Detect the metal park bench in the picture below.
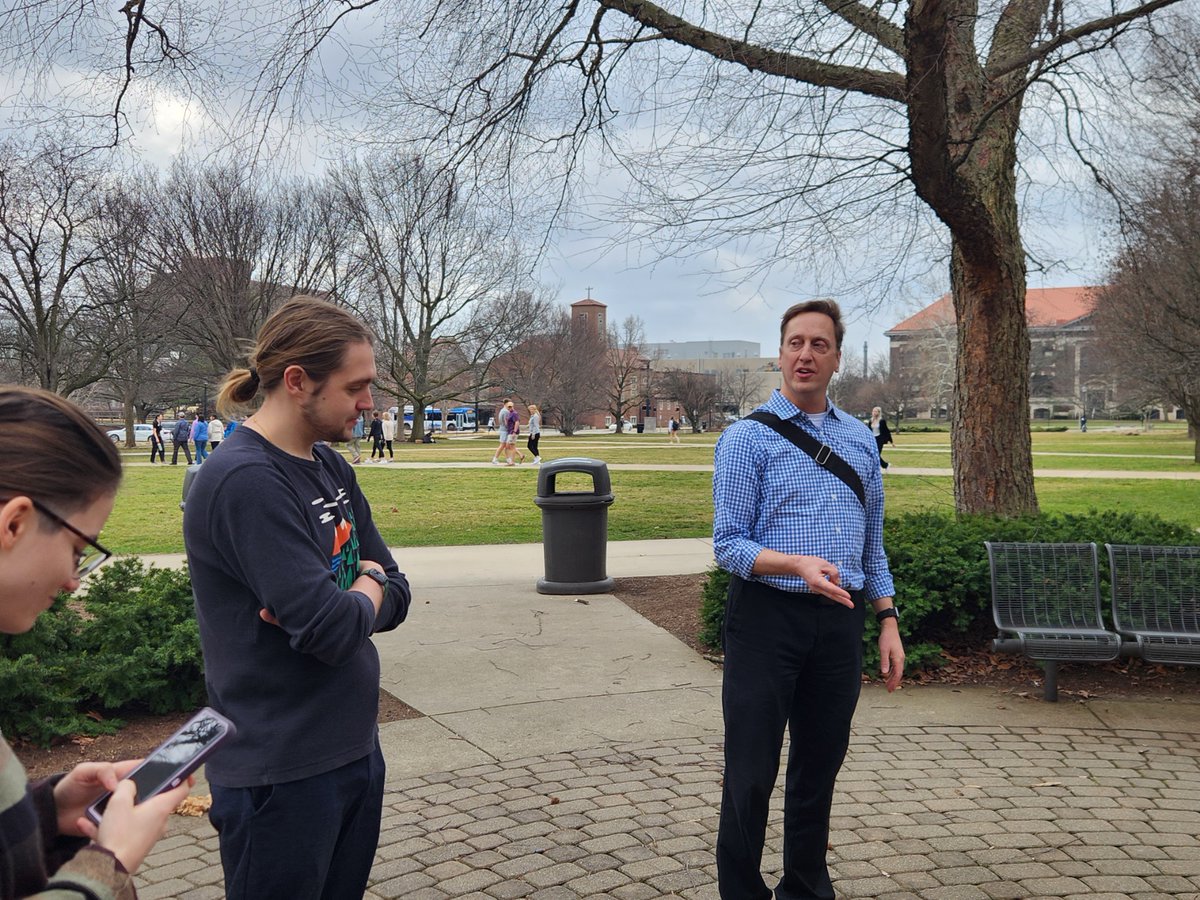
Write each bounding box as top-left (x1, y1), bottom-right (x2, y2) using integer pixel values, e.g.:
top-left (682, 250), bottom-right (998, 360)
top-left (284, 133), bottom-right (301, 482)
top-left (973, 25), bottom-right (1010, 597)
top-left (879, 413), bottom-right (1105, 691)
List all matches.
top-left (986, 541), bottom-right (1121, 701)
top-left (1106, 544), bottom-right (1200, 667)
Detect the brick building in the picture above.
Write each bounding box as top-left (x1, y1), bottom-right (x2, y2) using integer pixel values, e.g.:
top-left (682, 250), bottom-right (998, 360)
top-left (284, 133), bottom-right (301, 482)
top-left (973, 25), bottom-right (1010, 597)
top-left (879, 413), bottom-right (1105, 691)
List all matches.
top-left (886, 286), bottom-right (1136, 420)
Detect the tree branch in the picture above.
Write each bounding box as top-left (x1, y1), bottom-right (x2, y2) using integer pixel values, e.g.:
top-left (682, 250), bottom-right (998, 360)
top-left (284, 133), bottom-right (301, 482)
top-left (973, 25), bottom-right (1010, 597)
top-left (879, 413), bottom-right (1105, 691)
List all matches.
top-left (816, 0), bottom-right (906, 56)
top-left (596, 0), bottom-right (907, 102)
top-left (987, 0), bottom-right (1187, 79)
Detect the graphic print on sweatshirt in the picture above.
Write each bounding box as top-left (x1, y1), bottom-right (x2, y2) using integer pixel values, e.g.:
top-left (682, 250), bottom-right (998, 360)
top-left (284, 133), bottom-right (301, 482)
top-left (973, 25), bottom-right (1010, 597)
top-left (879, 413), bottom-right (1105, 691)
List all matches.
top-left (313, 488), bottom-right (361, 589)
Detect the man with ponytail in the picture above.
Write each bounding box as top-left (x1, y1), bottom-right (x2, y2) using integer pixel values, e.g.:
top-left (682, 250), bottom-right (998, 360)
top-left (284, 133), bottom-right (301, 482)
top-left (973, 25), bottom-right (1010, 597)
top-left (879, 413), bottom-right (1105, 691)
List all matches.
top-left (183, 297), bottom-right (412, 900)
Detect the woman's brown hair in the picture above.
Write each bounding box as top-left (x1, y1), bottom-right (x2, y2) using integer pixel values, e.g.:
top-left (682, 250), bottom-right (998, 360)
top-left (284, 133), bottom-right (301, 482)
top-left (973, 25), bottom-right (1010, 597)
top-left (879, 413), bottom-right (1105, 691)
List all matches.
top-left (217, 296), bottom-right (372, 416)
top-left (0, 386), bottom-right (122, 514)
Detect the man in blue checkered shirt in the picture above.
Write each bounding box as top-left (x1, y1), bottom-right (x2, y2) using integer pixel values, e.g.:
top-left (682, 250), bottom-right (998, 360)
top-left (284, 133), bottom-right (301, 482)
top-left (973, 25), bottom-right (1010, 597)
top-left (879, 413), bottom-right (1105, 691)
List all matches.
top-left (713, 299), bottom-right (905, 900)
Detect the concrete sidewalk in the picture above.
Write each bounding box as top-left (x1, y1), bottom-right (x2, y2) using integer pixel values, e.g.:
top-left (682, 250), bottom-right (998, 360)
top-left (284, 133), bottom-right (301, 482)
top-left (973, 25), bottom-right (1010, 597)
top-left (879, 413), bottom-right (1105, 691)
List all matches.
top-left (134, 540), bottom-right (1200, 899)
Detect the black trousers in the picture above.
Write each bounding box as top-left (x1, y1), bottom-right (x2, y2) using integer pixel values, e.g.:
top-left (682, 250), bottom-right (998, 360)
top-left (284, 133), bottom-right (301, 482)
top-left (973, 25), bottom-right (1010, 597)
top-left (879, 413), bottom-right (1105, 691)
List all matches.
top-left (171, 438), bottom-right (192, 464)
top-left (717, 576), bottom-right (865, 900)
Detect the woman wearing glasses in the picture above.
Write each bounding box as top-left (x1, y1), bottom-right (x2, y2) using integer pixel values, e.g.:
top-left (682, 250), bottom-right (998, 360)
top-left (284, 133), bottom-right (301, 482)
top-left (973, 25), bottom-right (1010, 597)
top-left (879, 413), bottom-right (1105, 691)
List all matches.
top-left (0, 386), bottom-right (192, 899)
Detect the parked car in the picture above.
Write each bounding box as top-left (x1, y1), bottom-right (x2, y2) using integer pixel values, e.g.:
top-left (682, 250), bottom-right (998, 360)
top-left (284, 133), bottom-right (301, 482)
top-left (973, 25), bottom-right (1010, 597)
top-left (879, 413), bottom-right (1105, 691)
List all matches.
top-left (608, 419), bottom-right (637, 432)
top-left (106, 423), bottom-right (155, 444)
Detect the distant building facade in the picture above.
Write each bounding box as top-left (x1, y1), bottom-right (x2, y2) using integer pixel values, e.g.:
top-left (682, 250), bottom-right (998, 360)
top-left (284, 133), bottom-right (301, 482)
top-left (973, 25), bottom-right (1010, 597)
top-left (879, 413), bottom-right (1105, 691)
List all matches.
top-left (886, 286), bottom-right (1177, 420)
top-left (645, 340), bottom-right (761, 360)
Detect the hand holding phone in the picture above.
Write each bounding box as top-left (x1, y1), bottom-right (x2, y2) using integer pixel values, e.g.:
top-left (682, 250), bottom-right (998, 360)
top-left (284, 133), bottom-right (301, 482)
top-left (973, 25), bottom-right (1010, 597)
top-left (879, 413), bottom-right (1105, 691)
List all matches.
top-left (85, 707), bottom-right (235, 826)
top-left (91, 777), bottom-right (194, 874)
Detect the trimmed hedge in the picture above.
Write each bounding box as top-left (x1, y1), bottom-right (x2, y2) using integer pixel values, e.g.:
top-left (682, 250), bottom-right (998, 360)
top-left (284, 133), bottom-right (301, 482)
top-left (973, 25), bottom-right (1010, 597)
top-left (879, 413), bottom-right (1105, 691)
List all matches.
top-left (701, 509), bottom-right (1197, 671)
top-left (0, 559), bottom-right (205, 746)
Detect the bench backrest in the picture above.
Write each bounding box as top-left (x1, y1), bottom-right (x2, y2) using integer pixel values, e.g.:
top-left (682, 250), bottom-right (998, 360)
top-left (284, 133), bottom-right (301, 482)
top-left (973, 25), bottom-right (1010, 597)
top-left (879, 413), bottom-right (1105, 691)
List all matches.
top-left (1106, 544), bottom-right (1200, 636)
top-left (986, 541), bottom-right (1106, 633)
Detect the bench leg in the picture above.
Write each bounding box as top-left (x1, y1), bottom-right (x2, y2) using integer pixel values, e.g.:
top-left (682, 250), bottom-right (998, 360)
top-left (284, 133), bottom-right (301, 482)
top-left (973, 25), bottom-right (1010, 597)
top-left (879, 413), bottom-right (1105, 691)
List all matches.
top-left (1042, 660), bottom-right (1058, 702)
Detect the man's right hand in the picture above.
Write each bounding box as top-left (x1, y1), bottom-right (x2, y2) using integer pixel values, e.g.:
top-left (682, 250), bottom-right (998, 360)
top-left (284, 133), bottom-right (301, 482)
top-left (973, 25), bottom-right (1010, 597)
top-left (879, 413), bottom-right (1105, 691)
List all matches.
top-left (793, 555), bottom-right (853, 607)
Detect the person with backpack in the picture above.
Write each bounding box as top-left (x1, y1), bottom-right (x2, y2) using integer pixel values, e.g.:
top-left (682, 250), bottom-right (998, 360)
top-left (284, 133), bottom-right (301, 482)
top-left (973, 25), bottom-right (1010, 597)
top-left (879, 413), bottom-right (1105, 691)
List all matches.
top-left (171, 415), bottom-right (193, 465)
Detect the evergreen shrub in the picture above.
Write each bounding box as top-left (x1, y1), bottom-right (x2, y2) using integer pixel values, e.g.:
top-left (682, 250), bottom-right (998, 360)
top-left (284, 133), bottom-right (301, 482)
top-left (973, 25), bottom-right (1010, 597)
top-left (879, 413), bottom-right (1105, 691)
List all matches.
top-left (700, 510), bottom-right (1196, 673)
top-left (0, 559), bottom-right (204, 746)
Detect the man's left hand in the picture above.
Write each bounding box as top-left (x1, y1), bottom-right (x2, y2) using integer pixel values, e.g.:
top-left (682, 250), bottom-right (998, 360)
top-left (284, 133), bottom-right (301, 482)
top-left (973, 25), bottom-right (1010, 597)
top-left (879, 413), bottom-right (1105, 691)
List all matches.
top-left (878, 621), bottom-right (905, 692)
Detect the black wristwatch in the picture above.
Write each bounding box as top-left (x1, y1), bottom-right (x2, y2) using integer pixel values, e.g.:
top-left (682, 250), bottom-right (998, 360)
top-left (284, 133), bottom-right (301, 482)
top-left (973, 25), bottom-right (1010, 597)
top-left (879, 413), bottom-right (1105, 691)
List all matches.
top-left (361, 568), bottom-right (389, 589)
top-left (875, 607), bottom-right (899, 624)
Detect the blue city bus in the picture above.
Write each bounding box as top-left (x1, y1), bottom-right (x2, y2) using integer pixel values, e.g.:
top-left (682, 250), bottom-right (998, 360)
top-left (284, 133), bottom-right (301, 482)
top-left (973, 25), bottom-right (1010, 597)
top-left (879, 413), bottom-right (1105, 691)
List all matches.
top-left (402, 405), bottom-right (477, 432)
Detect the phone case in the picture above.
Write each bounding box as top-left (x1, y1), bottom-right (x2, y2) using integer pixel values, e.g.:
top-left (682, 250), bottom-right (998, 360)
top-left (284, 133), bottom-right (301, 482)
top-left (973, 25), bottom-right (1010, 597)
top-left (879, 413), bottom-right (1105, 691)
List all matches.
top-left (85, 706), bottom-right (236, 825)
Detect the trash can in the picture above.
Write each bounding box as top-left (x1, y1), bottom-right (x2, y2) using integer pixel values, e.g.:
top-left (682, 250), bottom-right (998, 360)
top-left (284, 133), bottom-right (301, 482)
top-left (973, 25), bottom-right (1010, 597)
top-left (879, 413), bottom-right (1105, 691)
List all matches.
top-left (635, 422), bottom-right (645, 434)
top-left (534, 457), bottom-right (615, 594)
top-left (179, 464), bottom-right (202, 511)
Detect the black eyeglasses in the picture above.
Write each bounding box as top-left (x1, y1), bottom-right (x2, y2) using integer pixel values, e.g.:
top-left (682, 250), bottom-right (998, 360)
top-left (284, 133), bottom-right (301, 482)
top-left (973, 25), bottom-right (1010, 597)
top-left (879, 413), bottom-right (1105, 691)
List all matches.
top-left (0, 497), bottom-right (112, 578)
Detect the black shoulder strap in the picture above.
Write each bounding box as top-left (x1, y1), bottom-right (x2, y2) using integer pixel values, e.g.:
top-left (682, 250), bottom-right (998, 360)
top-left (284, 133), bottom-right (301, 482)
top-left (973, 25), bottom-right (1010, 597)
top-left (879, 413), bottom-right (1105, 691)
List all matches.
top-left (744, 410), bottom-right (865, 509)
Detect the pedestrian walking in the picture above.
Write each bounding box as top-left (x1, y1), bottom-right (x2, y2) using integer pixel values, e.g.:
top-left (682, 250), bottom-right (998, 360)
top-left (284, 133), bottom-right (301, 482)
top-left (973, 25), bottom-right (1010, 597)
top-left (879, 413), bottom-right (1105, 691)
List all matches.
top-left (381, 410), bottom-right (396, 460)
top-left (209, 414), bottom-right (224, 451)
top-left (491, 402), bottom-right (509, 465)
top-left (713, 299), bottom-right (904, 900)
top-left (368, 411), bottom-right (384, 461)
top-left (149, 413), bottom-right (166, 463)
top-left (349, 413), bottom-right (364, 464)
top-left (526, 404), bottom-right (542, 464)
top-left (171, 416), bottom-right (193, 465)
top-left (503, 399), bottom-right (525, 465)
top-left (869, 406), bottom-right (894, 469)
top-left (183, 296), bottom-right (412, 900)
top-left (191, 413), bottom-right (209, 463)
top-left (668, 412), bottom-right (681, 444)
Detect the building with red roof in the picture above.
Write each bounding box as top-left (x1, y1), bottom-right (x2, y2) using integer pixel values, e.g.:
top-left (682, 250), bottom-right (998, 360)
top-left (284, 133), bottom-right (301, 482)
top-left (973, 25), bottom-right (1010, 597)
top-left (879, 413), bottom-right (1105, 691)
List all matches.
top-left (885, 286), bottom-right (1116, 420)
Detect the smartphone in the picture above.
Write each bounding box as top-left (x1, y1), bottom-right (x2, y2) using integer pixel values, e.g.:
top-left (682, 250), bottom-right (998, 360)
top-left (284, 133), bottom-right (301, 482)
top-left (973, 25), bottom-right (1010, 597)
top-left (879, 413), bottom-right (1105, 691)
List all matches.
top-left (85, 707), bottom-right (236, 825)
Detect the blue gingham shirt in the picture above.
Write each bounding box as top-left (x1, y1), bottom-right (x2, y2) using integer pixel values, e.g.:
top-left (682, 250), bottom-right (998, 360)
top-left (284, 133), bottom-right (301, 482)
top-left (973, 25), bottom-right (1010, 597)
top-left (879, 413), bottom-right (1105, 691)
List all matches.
top-left (713, 390), bottom-right (895, 600)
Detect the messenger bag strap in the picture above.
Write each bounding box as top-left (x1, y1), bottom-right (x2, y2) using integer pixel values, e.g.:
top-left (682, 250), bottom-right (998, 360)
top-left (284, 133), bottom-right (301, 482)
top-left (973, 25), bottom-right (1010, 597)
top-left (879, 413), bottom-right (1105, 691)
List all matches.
top-left (744, 410), bottom-right (865, 509)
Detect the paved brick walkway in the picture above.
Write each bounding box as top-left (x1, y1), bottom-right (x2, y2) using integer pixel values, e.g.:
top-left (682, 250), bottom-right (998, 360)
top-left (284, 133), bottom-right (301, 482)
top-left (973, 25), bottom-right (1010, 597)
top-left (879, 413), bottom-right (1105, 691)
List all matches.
top-left (134, 719), bottom-right (1200, 899)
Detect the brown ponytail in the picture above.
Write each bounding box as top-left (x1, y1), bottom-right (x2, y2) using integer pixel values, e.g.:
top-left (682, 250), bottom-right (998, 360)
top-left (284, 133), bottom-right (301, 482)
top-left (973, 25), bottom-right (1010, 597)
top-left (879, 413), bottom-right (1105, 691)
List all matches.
top-left (0, 386), bottom-right (122, 512)
top-left (217, 296), bottom-right (372, 417)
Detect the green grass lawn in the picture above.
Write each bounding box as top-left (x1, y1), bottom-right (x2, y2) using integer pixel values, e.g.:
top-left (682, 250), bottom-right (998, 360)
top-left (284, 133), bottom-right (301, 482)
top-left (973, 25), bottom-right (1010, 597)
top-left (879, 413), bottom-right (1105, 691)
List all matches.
top-left (101, 423), bottom-right (1199, 554)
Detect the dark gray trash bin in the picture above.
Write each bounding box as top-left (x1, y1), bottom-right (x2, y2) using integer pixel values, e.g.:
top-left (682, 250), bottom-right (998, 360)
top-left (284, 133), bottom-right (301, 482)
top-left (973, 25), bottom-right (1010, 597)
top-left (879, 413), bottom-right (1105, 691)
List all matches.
top-left (534, 457), bottom-right (615, 594)
top-left (179, 464), bottom-right (202, 511)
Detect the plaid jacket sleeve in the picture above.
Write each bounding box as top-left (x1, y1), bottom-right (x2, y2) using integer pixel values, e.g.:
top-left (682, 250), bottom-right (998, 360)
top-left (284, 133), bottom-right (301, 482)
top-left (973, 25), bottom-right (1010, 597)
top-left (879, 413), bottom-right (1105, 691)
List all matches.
top-left (2, 736), bottom-right (135, 900)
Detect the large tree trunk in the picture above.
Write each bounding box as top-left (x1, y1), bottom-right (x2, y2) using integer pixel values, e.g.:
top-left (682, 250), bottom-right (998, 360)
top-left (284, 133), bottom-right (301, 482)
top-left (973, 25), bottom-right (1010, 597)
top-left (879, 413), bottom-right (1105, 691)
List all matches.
top-left (950, 236), bottom-right (1038, 514)
top-left (906, 0), bottom-right (1042, 516)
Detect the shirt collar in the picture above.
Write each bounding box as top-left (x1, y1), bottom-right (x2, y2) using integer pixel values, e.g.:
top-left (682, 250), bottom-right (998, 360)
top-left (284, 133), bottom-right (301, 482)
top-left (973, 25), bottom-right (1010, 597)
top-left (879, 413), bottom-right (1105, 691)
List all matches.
top-left (764, 388), bottom-right (844, 424)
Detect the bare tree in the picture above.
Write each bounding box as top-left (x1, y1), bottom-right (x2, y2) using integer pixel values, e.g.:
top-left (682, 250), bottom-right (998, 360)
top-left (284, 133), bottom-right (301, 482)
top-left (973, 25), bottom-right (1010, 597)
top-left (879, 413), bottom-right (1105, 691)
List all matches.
top-left (85, 172), bottom-right (181, 445)
top-left (1091, 150), bottom-right (1200, 460)
top-left (531, 310), bottom-right (606, 435)
top-left (659, 368), bottom-right (721, 434)
top-left (603, 315), bottom-right (647, 433)
top-left (151, 161), bottom-right (346, 386)
top-left (719, 368), bottom-right (766, 419)
top-left (335, 153), bottom-right (543, 440)
top-left (0, 138), bottom-right (112, 395)
top-left (266, 0), bottom-right (1189, 515)
top-left (7, 0), bottom-right (1193, 514)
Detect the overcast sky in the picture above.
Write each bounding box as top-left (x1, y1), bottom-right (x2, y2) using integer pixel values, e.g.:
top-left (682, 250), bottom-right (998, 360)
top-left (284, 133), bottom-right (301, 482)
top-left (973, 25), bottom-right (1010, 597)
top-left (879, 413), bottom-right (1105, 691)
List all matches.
top-left (0, 2), bottom-right (1117, 368)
